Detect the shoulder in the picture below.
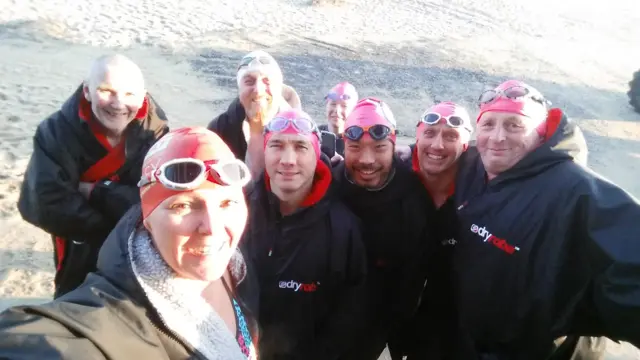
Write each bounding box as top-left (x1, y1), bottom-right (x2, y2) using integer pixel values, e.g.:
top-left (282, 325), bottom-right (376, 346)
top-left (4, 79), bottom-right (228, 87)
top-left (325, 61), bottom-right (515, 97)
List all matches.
top-left (143, 93), bottom-right (169, 134)
top-left (330, 161), bottom-right (346, 186)
top-left (0, 274), bottom-right (151, 346)
top-left (559, 162), bottom-right (638, 206)
top-left (327, 199), bottom-right (362, 237)
top-left (33, 110), bottom-right (75, 149)
top-left (208, 97), bottom-right (245, 133)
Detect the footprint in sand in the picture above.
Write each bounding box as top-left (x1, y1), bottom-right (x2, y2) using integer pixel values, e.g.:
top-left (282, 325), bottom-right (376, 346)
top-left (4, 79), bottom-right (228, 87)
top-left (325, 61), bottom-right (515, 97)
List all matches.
top-left (0, 92), bottom-right (7, 101)
top-left (6, 115), bottom-right (20, 123)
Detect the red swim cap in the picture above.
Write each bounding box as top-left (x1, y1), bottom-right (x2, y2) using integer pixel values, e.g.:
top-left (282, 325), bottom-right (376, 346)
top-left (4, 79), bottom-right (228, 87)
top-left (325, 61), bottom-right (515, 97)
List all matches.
top-left (477, 80), bottom-right (549, 136)
top-left (139, 127), bottom-right (238, 219)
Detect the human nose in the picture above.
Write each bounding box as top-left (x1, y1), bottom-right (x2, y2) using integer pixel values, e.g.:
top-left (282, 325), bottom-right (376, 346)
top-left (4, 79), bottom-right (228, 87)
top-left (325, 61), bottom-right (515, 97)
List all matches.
top-left (280, 146), bottom-right (296, 165)
top-left (359, 148), bottom-right (375, 164)
top-left (198, 205), bottom-right (225, 236)
top-left (110, 93), bottom-right (125, 108)
top-left (254, 80), bottom-right (267, 95)
top-left (432, 134), bottom-right (445, 149)
top-left (489, 124), bottom-right (507, 142)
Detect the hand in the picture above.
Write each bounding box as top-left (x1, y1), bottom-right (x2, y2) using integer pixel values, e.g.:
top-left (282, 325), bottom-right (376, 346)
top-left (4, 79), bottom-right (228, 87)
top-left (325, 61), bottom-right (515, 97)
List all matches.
top-left (240, 97), bottom-right (273, 132)
top-left (395, 145), bottom-right (412, 161)
top-left (330, 153), bottom-right (344, 166)
top-left (78, 182), bottom-right (95, 199)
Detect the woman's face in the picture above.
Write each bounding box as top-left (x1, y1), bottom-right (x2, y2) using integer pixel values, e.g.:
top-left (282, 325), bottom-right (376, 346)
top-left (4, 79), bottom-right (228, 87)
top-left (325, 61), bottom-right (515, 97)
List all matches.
top-left (143, 186), bottom-right (248, 281)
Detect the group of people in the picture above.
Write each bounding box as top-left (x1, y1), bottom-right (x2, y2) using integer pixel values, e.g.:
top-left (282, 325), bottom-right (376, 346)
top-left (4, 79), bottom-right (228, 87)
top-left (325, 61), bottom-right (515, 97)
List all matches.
top-left (0, 49), bottom-right (638, 360)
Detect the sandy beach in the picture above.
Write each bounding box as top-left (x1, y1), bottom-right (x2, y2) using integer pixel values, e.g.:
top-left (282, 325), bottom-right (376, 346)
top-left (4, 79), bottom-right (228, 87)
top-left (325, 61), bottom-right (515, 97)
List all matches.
top-left (0, 0), bottom-right (639, 357)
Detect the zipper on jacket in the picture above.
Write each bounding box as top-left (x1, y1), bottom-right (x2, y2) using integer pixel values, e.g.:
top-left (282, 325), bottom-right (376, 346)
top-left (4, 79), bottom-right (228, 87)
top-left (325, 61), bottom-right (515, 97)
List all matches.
top-left (150, 312), bottom-right (207, 360)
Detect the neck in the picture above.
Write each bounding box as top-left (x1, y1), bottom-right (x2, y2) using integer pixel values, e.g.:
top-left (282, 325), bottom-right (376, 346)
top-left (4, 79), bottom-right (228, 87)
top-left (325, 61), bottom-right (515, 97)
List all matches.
top-left (106, 133), bottom-right (124, 147)
top-left (328, 123), bottom-right (343, 136)
top-left (271, 180), bottom-right (313, 216)
top-left (91, 113), bottom-right (126, 144)
top-left (201, 271), bottom-right (232, 300)
top-left (422, 164), bottom-right (457, 196)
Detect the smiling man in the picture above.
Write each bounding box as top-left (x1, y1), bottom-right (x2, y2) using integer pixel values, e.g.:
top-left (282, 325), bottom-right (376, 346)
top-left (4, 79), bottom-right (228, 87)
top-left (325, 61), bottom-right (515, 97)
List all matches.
top-left (333, 98), bottom-right (434, 359)
top-left (207, 50), bottom-right (301, 177)
top-left (451, 80), bottom-right (640, 359)
top-left (318, 81), bottom-right (359, 156)
top-left (18, 54), bottom-right (169, 298)
top-left (242, 109), bottom-right (367, 359)
top-left (399, 101), bottom-right (474, 359)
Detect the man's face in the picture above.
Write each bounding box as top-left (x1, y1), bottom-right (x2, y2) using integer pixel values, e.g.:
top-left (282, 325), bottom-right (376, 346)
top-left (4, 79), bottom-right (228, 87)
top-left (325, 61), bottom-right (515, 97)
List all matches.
top-left (264, 133), bottom-right (317, 196)
top-left (325, 99), bottom-right (356, 134)
top-left (476, 111), bottom-right (542, 177)
top-left (345, 135), bottom-right (394, 189)
top-left (238, 72), bottom-right (280, 122)
top-left (416, 122), bottom-right (470, 176)
top-left (83, 66), bottom-right (146, 135)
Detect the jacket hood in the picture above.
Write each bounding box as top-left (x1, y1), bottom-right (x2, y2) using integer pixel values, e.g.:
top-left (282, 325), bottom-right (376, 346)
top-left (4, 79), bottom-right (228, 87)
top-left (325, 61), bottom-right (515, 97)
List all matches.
top-left (484, 108), bottom-right (588, 185)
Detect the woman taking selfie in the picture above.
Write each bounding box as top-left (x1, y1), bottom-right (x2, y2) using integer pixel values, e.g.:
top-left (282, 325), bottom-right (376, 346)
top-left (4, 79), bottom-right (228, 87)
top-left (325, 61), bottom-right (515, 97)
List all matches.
top-left (0, 127), bottom-right (258, 360)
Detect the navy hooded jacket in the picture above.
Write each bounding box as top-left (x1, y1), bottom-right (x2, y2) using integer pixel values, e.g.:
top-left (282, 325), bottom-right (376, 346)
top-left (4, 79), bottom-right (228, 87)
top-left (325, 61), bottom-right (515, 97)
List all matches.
top-left (452, 109), bottom-right (640, 359)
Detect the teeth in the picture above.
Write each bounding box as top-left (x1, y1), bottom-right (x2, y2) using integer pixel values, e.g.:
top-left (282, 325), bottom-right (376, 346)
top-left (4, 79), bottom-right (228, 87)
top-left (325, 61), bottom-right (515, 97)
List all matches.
top-left (427, 154), bottom-right (444, 160)
top-left (106, 109), bottom-right (127, 116)
top-left (186, 246), bottom-right (213, 256)
top-left (359, 170), bottom-right (375, 175)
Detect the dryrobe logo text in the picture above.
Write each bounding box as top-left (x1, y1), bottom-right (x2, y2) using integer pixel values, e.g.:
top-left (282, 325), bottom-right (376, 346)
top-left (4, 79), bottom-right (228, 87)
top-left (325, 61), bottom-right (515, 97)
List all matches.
top-left (441, 238), bottom-right (458, 246)
top-left (278, 280), bottom-right (319, 293)
top-left (470, 224), bottom-right (520, 255)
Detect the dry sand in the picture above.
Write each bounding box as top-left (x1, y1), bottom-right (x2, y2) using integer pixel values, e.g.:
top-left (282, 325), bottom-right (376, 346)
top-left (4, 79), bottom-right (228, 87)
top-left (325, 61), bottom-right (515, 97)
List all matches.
top-left (0, 0), bottom-right (639, 357)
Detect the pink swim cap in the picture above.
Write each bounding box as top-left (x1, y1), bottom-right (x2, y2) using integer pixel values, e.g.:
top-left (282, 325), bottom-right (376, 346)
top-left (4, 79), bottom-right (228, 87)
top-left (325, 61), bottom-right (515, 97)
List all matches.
top-left (477, 80), bottom-right (549, 135)
top-left (263, 109), bottom-right (321, 159)
top-left (345, 97), bottom-right (397, 143)
top-left (326, 82), bottom-right (358, 103)
top-left (417, 101), bottom-right (472, 136)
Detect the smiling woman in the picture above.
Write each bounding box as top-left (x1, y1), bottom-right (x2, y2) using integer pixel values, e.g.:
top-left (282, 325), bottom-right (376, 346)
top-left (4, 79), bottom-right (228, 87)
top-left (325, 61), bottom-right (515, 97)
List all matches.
top-left (0, 127), bottom-right (259, 359)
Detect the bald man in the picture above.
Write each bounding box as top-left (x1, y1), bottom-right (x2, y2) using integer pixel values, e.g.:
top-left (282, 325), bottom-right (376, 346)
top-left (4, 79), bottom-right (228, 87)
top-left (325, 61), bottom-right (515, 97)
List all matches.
top-left (18, 54), bottom-right (169, 298)
top-left (207, 50), bottom-right (302, 166)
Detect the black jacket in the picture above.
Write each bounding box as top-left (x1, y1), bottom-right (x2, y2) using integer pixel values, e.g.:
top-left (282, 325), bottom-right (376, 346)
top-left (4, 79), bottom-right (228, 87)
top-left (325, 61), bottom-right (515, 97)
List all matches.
top-left (17, 85), bottom-right (169, 243)
top-left (244, 158), bottom-right (368, 359)
top-left (452, 109), bottom-right (640, 359)
top-left (400, 149), bottom-right (475, 360)
top-left (207, 97), bottom-right (248, 161)
top-left (0, 205), bottom-right (259, 359)
top-left (332, 160), bottom-right (432, 330)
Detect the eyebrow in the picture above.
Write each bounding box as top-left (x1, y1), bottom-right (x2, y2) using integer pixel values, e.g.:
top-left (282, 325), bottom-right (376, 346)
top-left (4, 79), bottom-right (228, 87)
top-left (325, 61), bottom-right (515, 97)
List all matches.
top-left (269, 138), bottom-right (310, 146)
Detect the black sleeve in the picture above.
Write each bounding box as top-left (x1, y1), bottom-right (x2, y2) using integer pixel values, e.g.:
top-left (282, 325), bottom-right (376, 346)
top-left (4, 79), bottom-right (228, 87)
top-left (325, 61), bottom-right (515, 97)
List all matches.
top-left (88, 181), bottom-right (141, 222)
top-left (0, 307), bottom-right (106, 359)
top-left (207, 98), bottom-right (247, 161)
top-left (306, 218), bottom-right (368, 360)
top-left (391, 227), bottom-right (428, 328)
top-left (207, 112), bottom-right (225, 133)
top-left (17, 127), bottom-right (113, 241)
top-left (581, 177), bottom-right (640, 347)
